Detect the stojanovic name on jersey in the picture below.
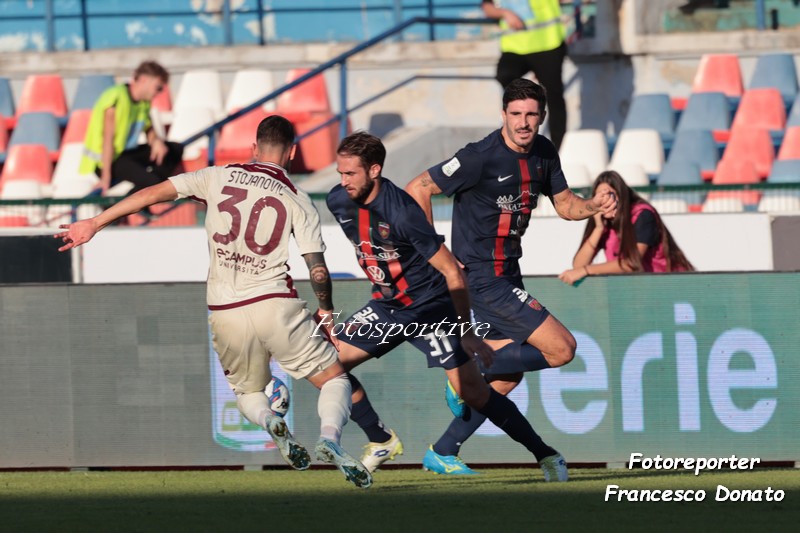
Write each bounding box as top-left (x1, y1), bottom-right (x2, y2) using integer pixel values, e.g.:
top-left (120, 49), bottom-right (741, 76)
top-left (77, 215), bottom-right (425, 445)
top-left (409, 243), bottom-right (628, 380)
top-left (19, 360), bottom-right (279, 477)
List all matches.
top-left (228, 170), bottom-right (286, 194)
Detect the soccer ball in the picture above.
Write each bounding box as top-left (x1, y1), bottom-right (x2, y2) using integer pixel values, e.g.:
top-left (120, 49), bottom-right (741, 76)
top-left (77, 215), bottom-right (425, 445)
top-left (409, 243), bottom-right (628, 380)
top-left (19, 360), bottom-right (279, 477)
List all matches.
top-left (264, 377), bottom-right (290, 417)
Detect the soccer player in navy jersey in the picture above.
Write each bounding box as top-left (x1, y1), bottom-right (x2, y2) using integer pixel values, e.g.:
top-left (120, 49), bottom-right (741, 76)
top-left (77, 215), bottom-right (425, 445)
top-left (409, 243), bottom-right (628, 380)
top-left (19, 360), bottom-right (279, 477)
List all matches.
top-left (325, 131), bottom-right (568, 480)
top-left (405, 79), bottom-right (617, 477)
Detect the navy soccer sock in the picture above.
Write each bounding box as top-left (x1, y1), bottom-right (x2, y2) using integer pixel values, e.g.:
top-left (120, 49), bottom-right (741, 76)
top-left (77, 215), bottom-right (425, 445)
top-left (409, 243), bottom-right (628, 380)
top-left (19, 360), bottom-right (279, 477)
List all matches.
top-left (433, 411), bottom-right (488, 457)
top-left (485, 343), bottom-right (551, 374)
top-left (347, 373), bottom-right (392, 443)
top-left (474, 389), bottom-right (557, 462)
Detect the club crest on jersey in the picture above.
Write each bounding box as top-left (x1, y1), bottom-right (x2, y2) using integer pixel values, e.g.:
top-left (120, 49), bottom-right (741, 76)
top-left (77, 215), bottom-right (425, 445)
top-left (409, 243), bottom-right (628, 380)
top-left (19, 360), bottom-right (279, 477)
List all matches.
top-left (528, 298), bottom-right (543, 311)
top-left (378, 221), bottom-right (391, 239)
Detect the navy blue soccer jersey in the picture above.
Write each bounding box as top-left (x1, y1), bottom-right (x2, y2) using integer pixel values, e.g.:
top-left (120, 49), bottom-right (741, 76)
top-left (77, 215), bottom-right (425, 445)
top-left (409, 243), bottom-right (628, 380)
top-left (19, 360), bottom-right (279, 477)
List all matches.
top-left (327, 177), bottom-right (448, 309)
top-left (428, 130), bottom-right (568, 278)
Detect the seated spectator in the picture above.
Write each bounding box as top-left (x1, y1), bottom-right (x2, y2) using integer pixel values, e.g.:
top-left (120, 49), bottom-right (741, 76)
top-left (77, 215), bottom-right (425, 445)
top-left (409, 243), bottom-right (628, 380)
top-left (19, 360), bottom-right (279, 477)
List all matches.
top-left (79, 60), bottom-right (183, 195)
top-left (559, 170), bottom-right (694, 285)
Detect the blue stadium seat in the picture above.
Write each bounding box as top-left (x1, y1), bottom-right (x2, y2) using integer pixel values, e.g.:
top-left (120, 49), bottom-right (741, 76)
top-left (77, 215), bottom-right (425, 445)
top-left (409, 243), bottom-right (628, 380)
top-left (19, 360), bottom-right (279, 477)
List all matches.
top-left (665, 129), bottom-right (719, 180)
top-left (0, 77), bottom-right (14, 127)
top-left (622, 93), bottom-right (676, 147)
top-left (71, 74), bottom-right (115, 112)
top-left (8, 112), bottom-right (62, 159)
top-left (676, 92), bottom-right (732, 138)
top-left (767, 160), bottom-right (800, 184)
top-left (655, 160), bottom-right (704, 206)
top-left (749, 53), bottom-right (799, 109)
top-left (788, 94), bottom-right (800, 128)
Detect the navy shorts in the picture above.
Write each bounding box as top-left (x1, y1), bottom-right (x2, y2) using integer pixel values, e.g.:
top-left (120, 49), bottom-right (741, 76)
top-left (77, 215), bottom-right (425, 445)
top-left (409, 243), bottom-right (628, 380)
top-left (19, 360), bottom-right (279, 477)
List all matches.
top-left (468, 275), bottom-right (550, 343)
top-left (336, 294), bottom-right (471, 370)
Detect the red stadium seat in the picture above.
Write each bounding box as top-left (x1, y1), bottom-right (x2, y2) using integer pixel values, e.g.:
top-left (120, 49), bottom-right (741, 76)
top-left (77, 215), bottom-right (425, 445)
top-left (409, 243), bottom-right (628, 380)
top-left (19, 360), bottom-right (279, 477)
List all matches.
top-left (16, 74), bottom-right (68, 121)
top-left (214, 107), bottom-right (274, 166)
top-left (151, 83), bottom-right (173, 113)
top-left (692, 54), bottom-right (744, 100)
top-left (61, 109), bottom-right (92, 147)
top-left (293, 115), bottom-right (349, 173)
top-left (709, 158), bottom-right (761, 205)
top-left (0, 114), bottom-right (8, 154)
top-left (0, 215), bottom-right (29, 227)
top-left (0, 144), bottom-right (54, 191)
top-left (731, 88), bottom-right (787, 134)
top-left (277, 68), bottom-right (332, 120)
top-left (777, 126), bottom-right (800, 160)
top-left (719, 128), bottom-right (774, 179)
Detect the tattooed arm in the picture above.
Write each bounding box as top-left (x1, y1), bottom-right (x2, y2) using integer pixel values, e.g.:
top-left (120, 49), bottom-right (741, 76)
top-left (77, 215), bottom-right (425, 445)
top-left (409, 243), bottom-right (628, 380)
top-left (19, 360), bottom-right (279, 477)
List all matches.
top-left (552, 188), bottom-right (618, 221)
top-left (303, 251), bottom-right (334, 312)
top-left (405, 170), bottom-right (443, 224)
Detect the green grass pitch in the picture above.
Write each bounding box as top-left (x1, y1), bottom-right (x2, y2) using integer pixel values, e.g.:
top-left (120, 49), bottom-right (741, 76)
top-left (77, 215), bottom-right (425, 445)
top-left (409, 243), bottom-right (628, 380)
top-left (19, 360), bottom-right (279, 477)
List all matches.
top-left (1, 467), bottom-right (798, 532)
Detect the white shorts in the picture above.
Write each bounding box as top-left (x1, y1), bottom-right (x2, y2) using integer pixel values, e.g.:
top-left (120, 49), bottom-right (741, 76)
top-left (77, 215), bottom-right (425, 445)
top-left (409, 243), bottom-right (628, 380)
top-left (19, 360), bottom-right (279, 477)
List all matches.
top-left (209, 297), bottom-right (338, 394)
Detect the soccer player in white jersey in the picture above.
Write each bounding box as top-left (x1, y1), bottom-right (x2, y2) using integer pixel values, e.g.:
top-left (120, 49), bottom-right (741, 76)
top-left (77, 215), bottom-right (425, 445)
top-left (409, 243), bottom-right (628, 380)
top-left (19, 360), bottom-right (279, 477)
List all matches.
top-left (56, 115), bottom-right (372, 489)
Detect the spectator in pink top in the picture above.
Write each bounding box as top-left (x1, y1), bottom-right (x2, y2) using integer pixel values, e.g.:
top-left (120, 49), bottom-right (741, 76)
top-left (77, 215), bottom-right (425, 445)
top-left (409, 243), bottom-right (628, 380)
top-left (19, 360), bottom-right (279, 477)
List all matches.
top-left (559, 170), bottom-right (694, 285)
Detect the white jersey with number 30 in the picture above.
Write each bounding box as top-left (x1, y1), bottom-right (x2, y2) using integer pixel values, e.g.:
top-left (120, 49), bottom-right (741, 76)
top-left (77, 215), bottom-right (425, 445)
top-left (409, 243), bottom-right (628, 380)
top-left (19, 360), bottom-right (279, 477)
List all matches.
top-left (169, 162), bottom-right (324, 309)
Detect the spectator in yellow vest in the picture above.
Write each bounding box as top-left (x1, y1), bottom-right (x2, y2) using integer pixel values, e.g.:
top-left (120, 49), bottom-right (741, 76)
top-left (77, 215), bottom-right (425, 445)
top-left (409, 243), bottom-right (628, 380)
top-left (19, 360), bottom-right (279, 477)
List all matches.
top-left (80, 61), bottom-right (183, 196)
top-left (482, 0), bottom-right (568, 150)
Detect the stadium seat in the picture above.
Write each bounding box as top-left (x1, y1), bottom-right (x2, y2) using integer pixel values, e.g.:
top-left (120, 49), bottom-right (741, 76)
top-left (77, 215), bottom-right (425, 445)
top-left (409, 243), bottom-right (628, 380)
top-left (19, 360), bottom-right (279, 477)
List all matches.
top-left (649, 198), bottom-right (689, 214)
top-left (605, 163), bottom-right (650, 188)
top-left (676, 92), bottom-right (732, 143)
top-left (720, 128), bottom-right (774, 179)
top-left (167, 106), bottom-right (217, 170)
top-left (559, 129), bottom-right (609, 178)
top-left (788, 94), bottom-right (800, 127)
top-left (0, 77), bottom-right (14, 128)
top-left (0, 179), bottom-right (45, 225)
top-left (0, 144), bottom-right (54, 192)
top-left (561, 163), bottom-right (593, 188)
top-left (52, 143), bottom-right (91, 188)
top-left (61, 109), bottom-right (92, 147)
top-left (16, 74), bottom-right (68, 124)
top-left (757, 194), bottom-right (800, 213)
top-left (8, 112), bottom-right (62, 161)
top-left (292, 114), bottom-right (342, 173)
top-left (609, 129), bottom-right (664, 177)
top-left (730, 88), bottom-right (786, 135)
top-left (622, 93), bottom-right (676, 146)
top-left (0, 115), bottom-right (8, 156)
top-left (709, 158), bottom-right (761, 205)
top-left (702, 197), bottom-right (745, 213)
top-left (277, 68), bottom-right (332, 119)
top-left (173, 70), bottom-right (225, 120)
top-left (71, 74), bottom-right (115, 111)
top-left (657, 160), bottom-right (703, 186)
top-left (0, 214), bottom-right (29, 227)
top-left (692, 54), bottom-right (744, 102)
top-left (214, 107), bottom-right (273, 166)
top-left (777, 126), bottom-right (800, 160)
top-left (150, 81), bottom-right (173, 128)
top-left (225, 69), bottom-right (276, 114)
top-left (665, 129), bottom-right (719, 180)
top-left (749, 53), bottom-right (799, 108)
top-left (768, 160), bottom-right (800, 184)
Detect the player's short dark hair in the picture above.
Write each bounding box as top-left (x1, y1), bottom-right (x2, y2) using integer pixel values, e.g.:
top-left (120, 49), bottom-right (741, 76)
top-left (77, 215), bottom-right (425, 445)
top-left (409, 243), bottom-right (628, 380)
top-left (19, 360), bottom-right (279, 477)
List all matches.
top-left (133, 60), bottom-right (169, 83)
top-left (337, 131), bottom-right (386, 170)
top-left (256, 115), bottom-right (296, 150)
top-left (502, 78), bottom-right (547, 111)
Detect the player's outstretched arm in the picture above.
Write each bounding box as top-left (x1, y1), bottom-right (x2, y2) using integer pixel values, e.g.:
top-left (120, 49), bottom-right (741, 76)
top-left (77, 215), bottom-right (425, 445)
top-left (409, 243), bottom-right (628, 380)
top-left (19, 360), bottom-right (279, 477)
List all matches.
top-left (55, 180), bottom-right (178, 252)
top-left (552, 188), bottom-right (617, 221)
top-left (405, 171), bottom-right (443, 224)
top-left (427, 244), bottom-right (494, 368)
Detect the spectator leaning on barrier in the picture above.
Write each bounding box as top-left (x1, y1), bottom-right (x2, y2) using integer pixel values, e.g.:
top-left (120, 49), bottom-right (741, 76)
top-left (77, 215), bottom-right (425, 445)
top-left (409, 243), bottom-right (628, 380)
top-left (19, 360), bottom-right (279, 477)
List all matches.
top-left (559, 170), bottom-right (695, 286)
top-left (79, 60), bottom-right (183, 196)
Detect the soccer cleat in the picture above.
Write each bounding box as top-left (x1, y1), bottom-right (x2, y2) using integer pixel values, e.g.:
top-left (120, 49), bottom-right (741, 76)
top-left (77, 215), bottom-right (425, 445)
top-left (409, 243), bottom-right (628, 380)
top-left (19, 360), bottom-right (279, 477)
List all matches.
top-left (422, 446), bottom-right (478, 475)
top-left (539, 453), bottom-right (568, 482)
top-left (359, 429), bottom-right (404, 473)
top-left (445, 378), bottom-right (466, 419)
top-left (266, 414), bottom-right (311, 471)
top-left (316, 438), bottom-right (373, 489)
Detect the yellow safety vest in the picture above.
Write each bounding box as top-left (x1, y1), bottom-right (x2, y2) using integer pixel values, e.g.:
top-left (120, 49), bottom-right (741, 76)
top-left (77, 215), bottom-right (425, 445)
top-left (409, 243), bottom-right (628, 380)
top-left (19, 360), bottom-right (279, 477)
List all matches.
top-left (79, 84), bottom-right (151, 174)
top-left (497, 0), bottom-right (566, 55)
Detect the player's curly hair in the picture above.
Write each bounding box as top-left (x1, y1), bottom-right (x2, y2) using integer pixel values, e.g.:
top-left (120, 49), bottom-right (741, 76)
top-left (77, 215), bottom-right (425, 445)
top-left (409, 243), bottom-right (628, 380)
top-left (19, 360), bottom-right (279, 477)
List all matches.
top-left (337, 131), bottom-right (386, 171)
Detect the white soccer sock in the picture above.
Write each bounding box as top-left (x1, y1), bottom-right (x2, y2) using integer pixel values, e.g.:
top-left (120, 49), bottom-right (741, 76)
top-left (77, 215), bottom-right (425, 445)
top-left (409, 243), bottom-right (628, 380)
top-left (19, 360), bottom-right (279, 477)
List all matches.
top-left (318, 373), bottom-right (352, 443)
top-left (237, 391), bottom-right (272, 430)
